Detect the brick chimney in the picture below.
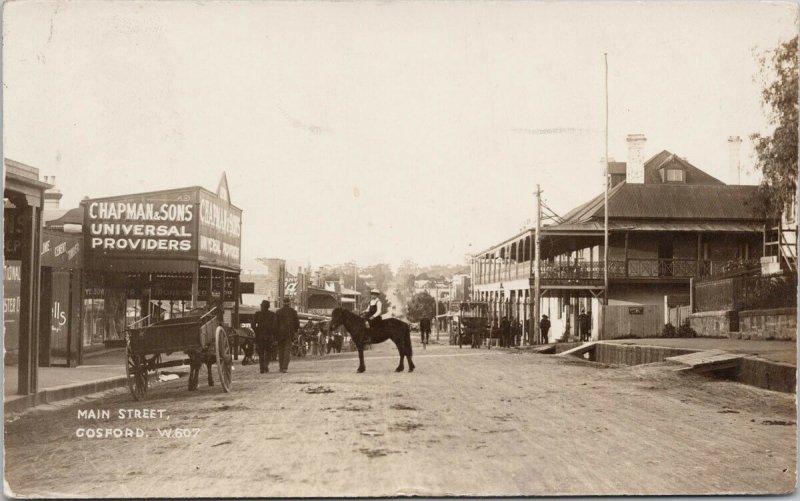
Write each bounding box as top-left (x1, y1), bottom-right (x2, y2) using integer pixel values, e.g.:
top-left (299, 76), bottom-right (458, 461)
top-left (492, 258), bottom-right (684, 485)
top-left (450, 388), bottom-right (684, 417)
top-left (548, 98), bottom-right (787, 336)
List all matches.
top-left (728, 136), bottom-right (742, 185)
top-left (626, 134), bottom-right (647, 184)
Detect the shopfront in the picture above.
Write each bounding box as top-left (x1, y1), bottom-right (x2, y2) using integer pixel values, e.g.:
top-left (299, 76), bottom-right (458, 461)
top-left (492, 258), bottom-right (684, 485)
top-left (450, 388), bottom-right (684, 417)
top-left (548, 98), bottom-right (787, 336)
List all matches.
top-left (82, 181), bottom-right (243, 349)
top-left (39, 229), bottom-right (84, 366)
top-left (4, 159), bottom-right (50, 395)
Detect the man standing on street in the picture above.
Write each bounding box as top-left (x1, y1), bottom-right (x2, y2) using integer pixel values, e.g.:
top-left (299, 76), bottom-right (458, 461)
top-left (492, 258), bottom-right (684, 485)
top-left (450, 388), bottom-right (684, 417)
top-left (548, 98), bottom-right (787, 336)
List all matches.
top-left (539, 314), bottom-right (551, 344)
top-left (578, 308), bottom-right (591, 342)
top-left (252, 300), bottom-right (277, 373)
top-left (276, 296), bottom-right (300, 373)
top-left (500, 316), bottom-right (510, 348)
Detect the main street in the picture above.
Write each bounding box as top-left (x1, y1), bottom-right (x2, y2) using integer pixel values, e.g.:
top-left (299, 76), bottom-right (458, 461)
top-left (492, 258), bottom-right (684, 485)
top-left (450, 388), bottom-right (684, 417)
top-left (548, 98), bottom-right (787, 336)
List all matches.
top-left (5, 338), bottom-right (796, 497)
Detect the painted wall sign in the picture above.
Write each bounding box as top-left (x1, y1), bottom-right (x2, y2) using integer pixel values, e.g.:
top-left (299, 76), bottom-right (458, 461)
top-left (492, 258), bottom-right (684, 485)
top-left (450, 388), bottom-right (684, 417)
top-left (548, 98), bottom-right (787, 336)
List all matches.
top-left (4, 260), bottom-right (22, 351)
top-left (4, 208), bottom-right (26, 260)
top-left (50, 271), bottom-right (71, 351)
top-left (628, 306), bottom-right (644, 315)
top-left (85, 189), bottom-right (197, 258)
top-left (197, 190), bottom-right (242, 269)
top-left (84, 186), bottom-right (242, 271)
top-left (41, 231), bottom-right (83, 268)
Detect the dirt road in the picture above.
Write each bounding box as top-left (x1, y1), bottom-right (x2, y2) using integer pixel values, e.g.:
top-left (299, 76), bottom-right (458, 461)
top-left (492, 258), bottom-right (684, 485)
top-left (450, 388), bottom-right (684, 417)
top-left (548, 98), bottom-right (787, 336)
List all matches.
top-left (4, 340), bottom-right (796, 497)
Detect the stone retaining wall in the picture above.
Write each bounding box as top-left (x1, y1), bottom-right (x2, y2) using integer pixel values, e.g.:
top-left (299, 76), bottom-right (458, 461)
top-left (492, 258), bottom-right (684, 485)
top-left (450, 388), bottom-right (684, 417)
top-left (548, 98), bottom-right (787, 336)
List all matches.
top-left (592, 344), bottom-right (696, 365)
top-left (736, 308), bottom-right (797, 341)
top-left (688, 310), bottom-right (738, 338)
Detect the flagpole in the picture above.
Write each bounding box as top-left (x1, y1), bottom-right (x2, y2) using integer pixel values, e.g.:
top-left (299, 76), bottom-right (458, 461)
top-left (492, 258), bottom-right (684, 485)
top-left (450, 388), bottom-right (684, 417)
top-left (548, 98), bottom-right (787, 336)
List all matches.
top-left (604, 53), bottom-right (609, 310)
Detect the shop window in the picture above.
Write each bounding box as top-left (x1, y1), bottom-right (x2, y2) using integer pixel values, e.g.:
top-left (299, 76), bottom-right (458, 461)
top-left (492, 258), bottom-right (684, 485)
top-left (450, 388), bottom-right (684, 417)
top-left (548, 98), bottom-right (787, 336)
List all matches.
top-left (83, 297), bottom-right (105, 347)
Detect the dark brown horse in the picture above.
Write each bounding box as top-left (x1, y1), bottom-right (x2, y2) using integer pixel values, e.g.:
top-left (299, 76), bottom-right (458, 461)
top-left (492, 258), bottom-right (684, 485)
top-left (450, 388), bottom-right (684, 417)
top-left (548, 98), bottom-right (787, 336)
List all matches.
top-left (329, 308), bottom-right (414, 373)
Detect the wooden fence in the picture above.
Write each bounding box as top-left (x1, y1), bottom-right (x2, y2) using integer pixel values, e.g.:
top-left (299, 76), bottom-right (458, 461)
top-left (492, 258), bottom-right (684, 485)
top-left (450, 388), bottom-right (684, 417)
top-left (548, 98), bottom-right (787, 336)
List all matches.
top-left (668, 305), bottom-right (692, 327)
top-left (600, 304), bottom-right (664, 339)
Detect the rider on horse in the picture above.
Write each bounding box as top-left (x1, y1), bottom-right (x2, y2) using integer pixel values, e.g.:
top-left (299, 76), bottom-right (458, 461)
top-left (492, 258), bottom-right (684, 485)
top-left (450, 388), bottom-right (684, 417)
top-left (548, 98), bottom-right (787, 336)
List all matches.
top-left (362, 289), bottom-right (383, 333)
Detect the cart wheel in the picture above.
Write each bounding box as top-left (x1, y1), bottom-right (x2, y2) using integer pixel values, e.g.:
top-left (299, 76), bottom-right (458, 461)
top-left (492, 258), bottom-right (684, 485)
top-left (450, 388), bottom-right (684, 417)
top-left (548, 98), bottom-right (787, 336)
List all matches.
top-left (215, 327), bottom-right (232, 392)
top-left (125, 343), bottom-right (147, 401)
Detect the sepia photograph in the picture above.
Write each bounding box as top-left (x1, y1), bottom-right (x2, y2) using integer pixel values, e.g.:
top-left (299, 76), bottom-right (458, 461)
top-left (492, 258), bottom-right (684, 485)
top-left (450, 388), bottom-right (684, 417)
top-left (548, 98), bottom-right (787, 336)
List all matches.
top-left (2, 0), bottom-right (798, 497)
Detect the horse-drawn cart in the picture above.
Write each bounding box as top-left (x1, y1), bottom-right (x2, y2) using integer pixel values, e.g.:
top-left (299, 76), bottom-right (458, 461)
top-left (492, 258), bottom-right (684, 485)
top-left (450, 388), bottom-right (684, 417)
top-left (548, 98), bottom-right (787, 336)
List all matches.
top-left (124, 306), bottom-right (233, 400)
top-left (456, 301), bottom-right (489, 349)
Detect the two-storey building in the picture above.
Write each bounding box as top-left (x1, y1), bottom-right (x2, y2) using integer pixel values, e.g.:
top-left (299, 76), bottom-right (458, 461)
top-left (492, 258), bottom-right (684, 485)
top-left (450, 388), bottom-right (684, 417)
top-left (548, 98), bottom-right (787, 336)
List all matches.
top-left (471, 135), bottom-right (766, 342)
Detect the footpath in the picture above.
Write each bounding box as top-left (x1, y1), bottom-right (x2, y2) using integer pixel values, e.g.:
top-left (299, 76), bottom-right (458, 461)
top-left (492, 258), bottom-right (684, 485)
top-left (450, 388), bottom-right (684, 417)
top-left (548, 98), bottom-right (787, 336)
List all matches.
top-left (3, 349), bottom-right (188, 414)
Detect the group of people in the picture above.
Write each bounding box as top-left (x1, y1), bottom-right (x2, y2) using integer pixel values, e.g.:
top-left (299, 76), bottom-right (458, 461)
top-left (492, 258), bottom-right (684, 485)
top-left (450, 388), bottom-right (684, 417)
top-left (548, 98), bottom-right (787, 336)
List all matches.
top-left (537, 308), bottom-right (592, 344)
top-left (484, 308), bottom-right (591, 346)
top-left (251, 297), bottom-right (300, 373)
top-left (490, 317), bottom-right (523, 347)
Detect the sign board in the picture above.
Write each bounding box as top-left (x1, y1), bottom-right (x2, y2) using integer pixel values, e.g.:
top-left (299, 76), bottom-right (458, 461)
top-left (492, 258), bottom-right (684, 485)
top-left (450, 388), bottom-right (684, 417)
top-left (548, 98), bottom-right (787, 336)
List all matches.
top-left (41, 231), bottom-right (83, 268)
top-left (85, 187), bottom-right (197, 260)
top-left (50, 271), bottom-right (71, 351)
top-left (4, 208), bottom-right (26, 260)
top-left (197, 190), bottom-right (242, 269)
top-left (628, 306), bottom-right (644, 315)
top-left (84, 186), bottom-right (242, 272)
top-left (240, 282), bottom-right (255, 294)
top-left (4, 260), bottom-right (22, 351)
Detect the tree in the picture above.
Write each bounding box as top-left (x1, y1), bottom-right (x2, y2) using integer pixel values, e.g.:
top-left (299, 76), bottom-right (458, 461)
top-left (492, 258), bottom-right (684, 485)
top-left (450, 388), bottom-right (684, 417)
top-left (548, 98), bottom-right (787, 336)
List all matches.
top-left (751, 36), bottom-right (798, 217)
top-left (405, 291), bottom-right (436, 323)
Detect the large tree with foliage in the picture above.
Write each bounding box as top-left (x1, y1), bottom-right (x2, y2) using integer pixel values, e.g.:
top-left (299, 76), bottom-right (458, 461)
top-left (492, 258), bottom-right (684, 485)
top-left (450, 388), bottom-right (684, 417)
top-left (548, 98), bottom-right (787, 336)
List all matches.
top-left (405, 291), bottom-right (436, 323)
top-left (751, 36), bottom-right (798, 216)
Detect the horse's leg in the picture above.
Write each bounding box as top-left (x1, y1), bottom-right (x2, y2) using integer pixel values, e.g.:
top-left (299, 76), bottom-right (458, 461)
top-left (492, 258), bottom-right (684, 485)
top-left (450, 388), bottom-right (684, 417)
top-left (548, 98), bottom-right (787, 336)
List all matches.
top-left (405, 328), bottom-right (415, 372)
top-left (357, 344), bottom-right (366, 373)
top-left (391, 334), bottom-right (405, 372)
top-left (188, 360), bottom-right (199, 391)
top-left (206, 357), bottom-right (214, 386)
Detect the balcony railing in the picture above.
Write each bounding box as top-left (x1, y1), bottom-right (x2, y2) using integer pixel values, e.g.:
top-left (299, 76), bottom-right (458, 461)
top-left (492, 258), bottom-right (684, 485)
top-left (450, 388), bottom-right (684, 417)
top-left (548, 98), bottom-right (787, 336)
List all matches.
top-left (473, 258), bottom-right (755, 285)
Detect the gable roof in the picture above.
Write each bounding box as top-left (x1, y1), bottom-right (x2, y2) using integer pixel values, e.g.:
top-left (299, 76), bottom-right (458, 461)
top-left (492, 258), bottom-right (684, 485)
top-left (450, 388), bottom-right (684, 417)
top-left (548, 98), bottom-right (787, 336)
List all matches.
top-left (644, 150), bottom-right (724, 185)
top-left (552, 148), bottom-right (757, 226)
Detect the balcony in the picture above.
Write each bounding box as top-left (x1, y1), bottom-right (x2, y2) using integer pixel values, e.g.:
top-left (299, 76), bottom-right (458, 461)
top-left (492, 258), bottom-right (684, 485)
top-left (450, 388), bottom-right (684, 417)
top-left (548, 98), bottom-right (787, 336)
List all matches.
top-left (474, 258), bottom-right (757, 286)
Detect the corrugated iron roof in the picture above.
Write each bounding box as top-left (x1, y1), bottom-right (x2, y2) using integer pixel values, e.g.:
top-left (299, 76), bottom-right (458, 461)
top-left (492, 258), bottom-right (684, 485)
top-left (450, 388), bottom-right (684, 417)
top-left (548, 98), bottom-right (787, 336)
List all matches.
top-left (600, 184), bottom-right (760, 220)
top-left (557, 184), bottom-right (761, 224)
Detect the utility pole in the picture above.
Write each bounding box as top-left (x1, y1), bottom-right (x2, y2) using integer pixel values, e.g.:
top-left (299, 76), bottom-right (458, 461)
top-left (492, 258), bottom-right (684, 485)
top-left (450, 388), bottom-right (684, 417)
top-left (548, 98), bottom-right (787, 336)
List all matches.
top-left (603, 53), bottom-right (609, 294)
top-left (353, 262), bottom-right (358, 311)
top-left (434, 285), bottom-right (440, 341)
top-left (533, 184), bottom-right (542, 345)
top-left (604, 53), bottom-right (609, 301)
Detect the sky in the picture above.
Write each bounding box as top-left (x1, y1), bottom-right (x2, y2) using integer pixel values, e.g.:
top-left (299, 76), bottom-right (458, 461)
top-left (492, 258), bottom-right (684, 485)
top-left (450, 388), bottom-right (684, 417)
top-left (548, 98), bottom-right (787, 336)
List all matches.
top-left (4, 1), bottom-right (798, 272)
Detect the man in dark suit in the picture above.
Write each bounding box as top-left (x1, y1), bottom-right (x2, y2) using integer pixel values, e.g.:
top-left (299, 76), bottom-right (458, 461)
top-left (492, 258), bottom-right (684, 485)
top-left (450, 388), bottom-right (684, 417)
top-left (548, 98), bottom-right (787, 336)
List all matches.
top-left (276, 297), bottom-right (300, 373)
top-left (500, 317), bottom-right (510, 348)
top-left (252, 300), bottom-right (277, 373)
top-left (419, 317), bottom-right (431, 345)
top-left (578, 309), bottom-right (591, 342)
top-left (539, 314), bottom-right (551, 344)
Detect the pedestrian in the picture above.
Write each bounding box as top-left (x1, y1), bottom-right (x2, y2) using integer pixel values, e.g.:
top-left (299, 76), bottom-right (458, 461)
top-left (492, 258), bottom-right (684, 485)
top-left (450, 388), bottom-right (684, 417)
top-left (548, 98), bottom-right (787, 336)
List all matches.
top-left (252, 300), bottom-right (277, 373)
top-left (419, 317), bottom-right (431, 345)
top-left (578, 308), bottom-right (591, 342)
top-left (500, 316), bottom-right (510, 348)
top-left (276, 296), bottom-right (300, 373)
top-left (539, 314), bottom-right (551, 344)
top-left (511, 318), bottom-right (521, 346)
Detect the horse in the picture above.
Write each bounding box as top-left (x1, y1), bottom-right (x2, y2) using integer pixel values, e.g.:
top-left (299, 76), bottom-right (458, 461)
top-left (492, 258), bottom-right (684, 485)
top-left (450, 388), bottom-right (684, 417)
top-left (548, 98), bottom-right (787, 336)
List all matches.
top-left (329, 307), bottom-right (414, 373)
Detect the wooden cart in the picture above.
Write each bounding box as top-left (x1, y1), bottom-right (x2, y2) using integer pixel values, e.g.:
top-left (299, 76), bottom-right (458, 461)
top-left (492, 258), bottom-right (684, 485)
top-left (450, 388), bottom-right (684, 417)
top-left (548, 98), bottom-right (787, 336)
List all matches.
top-left (457, 302), bottom-right (490, 349)
top-left (124, 307), bottom-right (232, 400)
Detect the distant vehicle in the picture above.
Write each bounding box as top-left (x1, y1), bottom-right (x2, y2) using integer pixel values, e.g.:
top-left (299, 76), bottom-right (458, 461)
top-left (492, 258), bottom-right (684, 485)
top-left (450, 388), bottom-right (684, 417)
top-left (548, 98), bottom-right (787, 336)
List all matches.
top-left (455, 301), bottom-right (489, 349)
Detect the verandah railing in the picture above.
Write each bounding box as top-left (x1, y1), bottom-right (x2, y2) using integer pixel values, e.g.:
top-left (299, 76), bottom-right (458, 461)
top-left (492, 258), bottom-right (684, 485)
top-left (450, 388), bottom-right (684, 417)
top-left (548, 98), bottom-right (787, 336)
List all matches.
top-left (475, 258), bottom-right (754, 285)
